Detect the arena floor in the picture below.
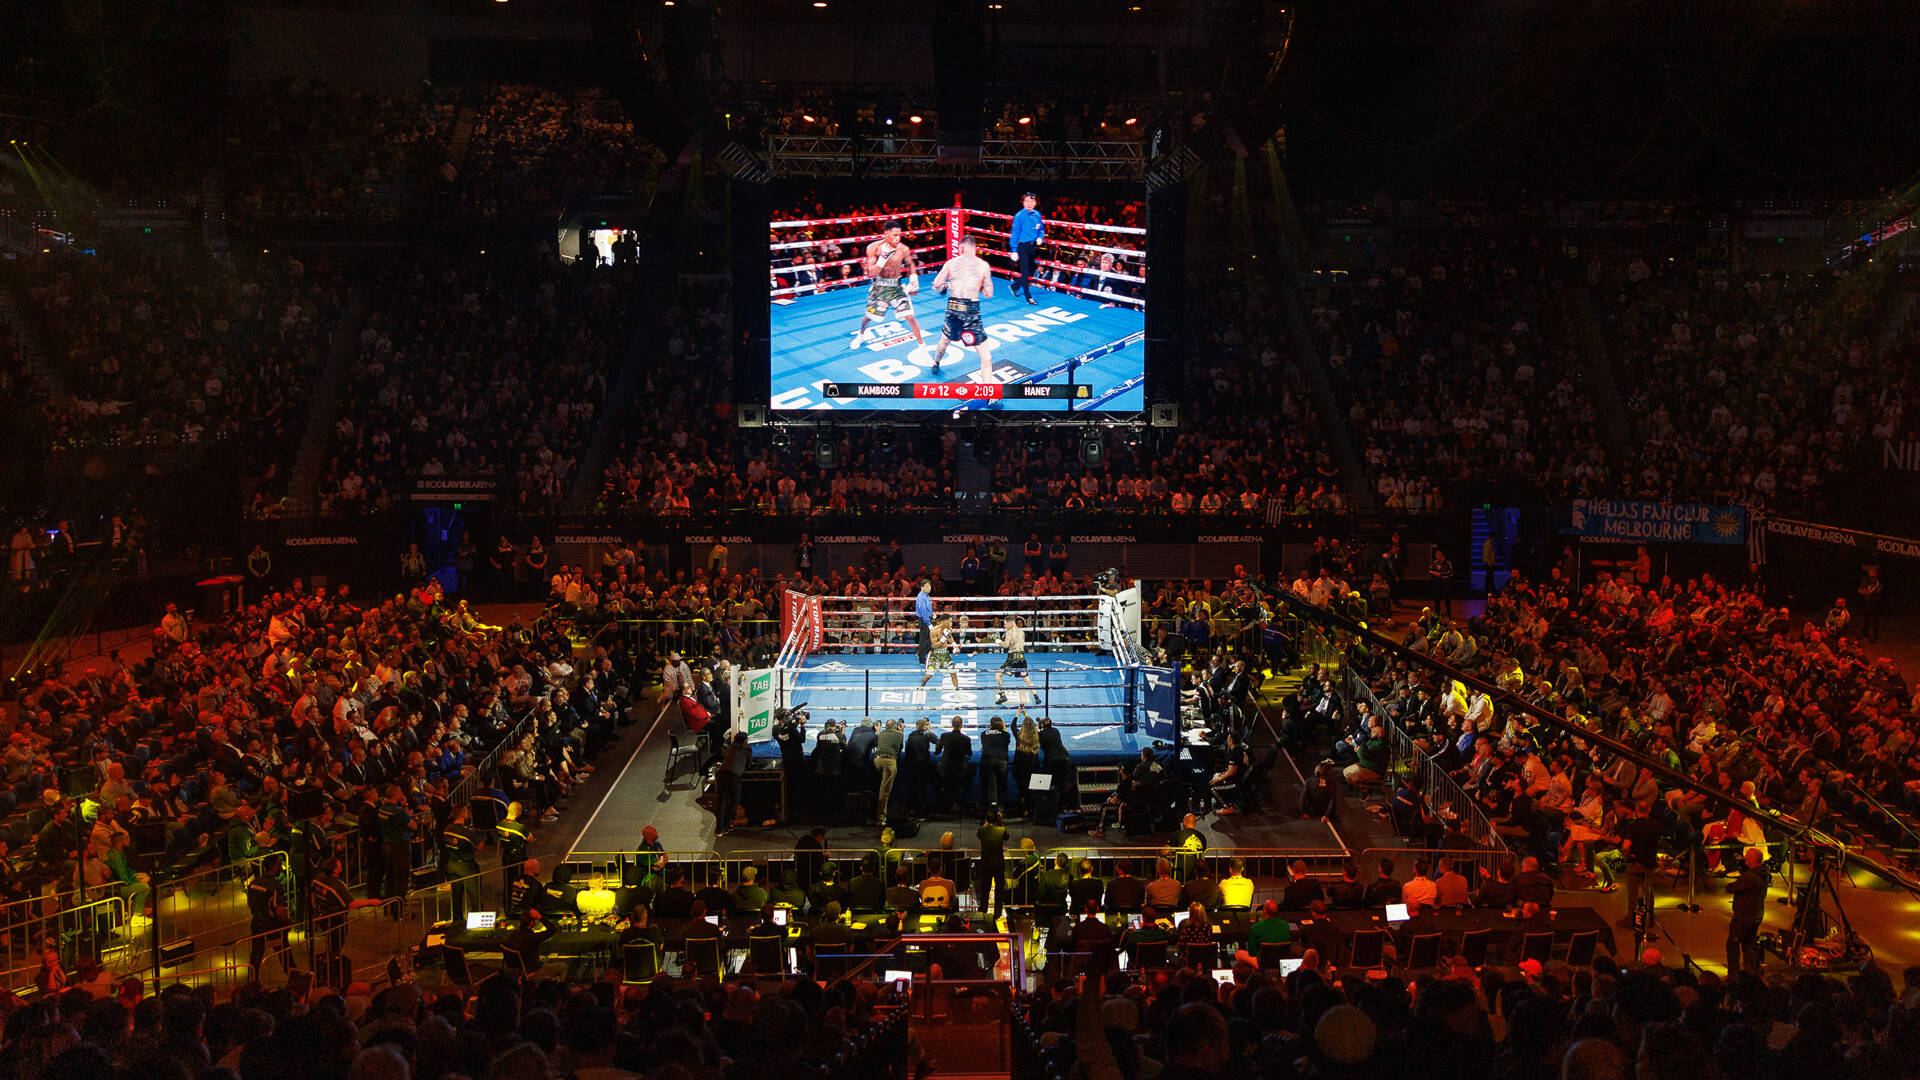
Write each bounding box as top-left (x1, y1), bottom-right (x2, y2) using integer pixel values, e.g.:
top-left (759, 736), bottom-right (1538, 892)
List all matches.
top-left (768, 281), bottom-right (1146, 413)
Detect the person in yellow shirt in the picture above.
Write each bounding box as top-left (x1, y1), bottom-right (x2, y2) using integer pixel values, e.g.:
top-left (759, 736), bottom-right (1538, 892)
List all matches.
top-left (1220, 856), bottom-right (1255, 908)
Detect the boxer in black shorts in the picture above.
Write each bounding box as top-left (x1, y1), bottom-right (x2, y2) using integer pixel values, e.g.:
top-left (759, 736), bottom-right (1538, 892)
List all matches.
top-left (930, 234), bottom-right (999, 383)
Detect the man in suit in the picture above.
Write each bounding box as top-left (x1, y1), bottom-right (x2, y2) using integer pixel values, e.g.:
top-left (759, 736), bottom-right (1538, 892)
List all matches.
top-left (845, 718), bottom-right (880, 801)
top-left (1105, 858), bottom-right (1147, 912)
top-left (935, 716), bottom-right (974, 813)
top-left (885, 866), bottom-right (920, 912)
top-left (1036, 853), bottom-right (1073, 909)
top-left (1038, 716), bottom-right (1072, 795)
top-left (904, 718), bottom-right (937, 815)
top-left (847, 857), bottom-right (887, 911)
top-left (1281, 859), bottom-right (1326, 909)
top-left (979, 716), bottom-right (1012, 807)
top-left (808, 902), bottom-right (855, 973)
top-left (975, 810), bottom-right (1008, 915)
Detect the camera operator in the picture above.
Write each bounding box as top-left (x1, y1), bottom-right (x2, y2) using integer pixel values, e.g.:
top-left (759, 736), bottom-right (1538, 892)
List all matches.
top-left (774, 707), bottom-right (810, 812)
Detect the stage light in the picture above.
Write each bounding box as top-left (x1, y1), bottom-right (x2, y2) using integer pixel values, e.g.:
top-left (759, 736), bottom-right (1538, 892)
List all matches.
top-left (885, 117), bottom-right (894, 125)
top-left (1125, 118), bottom-right (1138, 126)
top-left (908, 115), bottom-right (923, 124)
top-left (802, 114), bottom-right (817, 123)
top-left (813, 1), bottom-right (827, 6)
top-left (1017, 116), bottom-right (1032, 125)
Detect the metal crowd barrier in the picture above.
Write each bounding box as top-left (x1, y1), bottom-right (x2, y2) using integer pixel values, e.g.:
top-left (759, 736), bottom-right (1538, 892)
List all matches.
top-left (1340, 666), bottom-right (1504, 851)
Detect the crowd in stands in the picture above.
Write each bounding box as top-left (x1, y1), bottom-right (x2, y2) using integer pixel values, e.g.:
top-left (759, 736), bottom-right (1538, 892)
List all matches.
top-left (1021, 944), bottom-right (1920, 1080)
top-left (1592, 251), bottom-right (1912, 514)
top-left (457, 87), bottom-right (664, 221)
top-left (0, 952), bottom-right (909, 1080)
top-left (323, 253), bottom-right (638, 517)
top-left (1334, 547), bottom-right (1912, 921)
top-left (1310, 234), bottom-right (1599, 508)
top-left (228, 82), bottom-right (460, 223)
top-left (6, 249), bottom-right (340, 500)
top-left (0, 578), bottom-right (627, 987)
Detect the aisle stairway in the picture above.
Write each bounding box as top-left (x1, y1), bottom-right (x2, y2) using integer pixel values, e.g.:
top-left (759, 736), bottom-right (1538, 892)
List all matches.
top-left (1566, 285), bottom-right (1632, 468)
top-left (285, 287), bottom-right (372, 517)
top-left (446, 107), bottom-right (478, 170)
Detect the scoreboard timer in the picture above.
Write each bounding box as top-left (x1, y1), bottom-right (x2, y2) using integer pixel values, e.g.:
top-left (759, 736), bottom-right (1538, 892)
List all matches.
top-left (823, 382), bottom-right (1089, 401)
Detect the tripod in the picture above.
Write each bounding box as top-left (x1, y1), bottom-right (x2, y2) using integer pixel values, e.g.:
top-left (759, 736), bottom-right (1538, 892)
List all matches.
top-left (1781, 846), bottom-right (1871, 968)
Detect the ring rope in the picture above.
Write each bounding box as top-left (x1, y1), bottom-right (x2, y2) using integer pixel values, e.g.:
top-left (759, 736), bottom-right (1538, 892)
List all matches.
top-left (970, 226), bottom-right (1147, 263)
top-left (963, 209), bottom-right (1147, 237)
top-left (769, 210), bottom-right (946, 229)
top-left (769, 224), bottom-right (946, 252)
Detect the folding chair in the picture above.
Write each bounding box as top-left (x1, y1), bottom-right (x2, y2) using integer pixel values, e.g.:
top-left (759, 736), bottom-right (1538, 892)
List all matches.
top-left (1457, 928), bottom-right (1491, 967)
top-left (1404, 933), bottom-right (1443, 971)
top-left (682, 936), bottom-right (725, 978)
top-left (1561, 930), bottom-right (1599, 969)
top-left (1520, 932), bottom-right (1554, 967)
top-left (1181, 942), bottom-right (1218, 970)
top-left (1348, 929), bottom-right (1386, 970)
top-left (665, 732), bottom-right (703, 786)
top-left (1258, 941), bottom-right (1293, 970)
top-left (748, 931), bottom-right (789, 976)
top-left (1134, 940), bottom-right (1170, 970)
top-left (622, 942), bottom-right (660, 984)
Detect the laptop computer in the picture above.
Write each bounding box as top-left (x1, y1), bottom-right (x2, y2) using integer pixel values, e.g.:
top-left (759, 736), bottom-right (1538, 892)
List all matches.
top-left (466, 912), bottom-right (498, 930)
top-left (1384, 903), bottom-right (1410, 923)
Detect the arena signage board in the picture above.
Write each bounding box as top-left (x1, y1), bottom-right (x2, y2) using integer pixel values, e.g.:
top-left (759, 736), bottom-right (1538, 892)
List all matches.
top-left (409, 477), bottom-right (499, 501)
top-left (1766, 517), bottom-right (1920, 561)
top-left (734, 668), bottom-right (778, 743)
top-left (1557, 500), bottom-right (1745, 545)
top-left (1139, 666), bottom-right (1178, 741)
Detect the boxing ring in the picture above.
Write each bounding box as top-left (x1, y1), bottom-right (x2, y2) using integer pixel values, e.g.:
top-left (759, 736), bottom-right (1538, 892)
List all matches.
top-left (767, 201), bottom-right (1147, 414)
top-left (739, 591), bottom-right (1181, 798)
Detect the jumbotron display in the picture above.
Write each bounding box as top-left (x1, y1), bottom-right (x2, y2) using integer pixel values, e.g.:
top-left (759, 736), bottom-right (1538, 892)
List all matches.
top-left (766, 182), bottom-right (1147, 414)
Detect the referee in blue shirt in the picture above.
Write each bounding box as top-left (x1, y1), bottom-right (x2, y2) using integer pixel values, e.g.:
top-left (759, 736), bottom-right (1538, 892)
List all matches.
top-left (915, 580), bottom-right (935, 664)
top-left (1011, 193), bottom-right (1045, 305)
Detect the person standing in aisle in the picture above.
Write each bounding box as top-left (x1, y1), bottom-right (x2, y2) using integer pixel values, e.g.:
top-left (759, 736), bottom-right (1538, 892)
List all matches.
top-left (1429, 548), bottom-right (1455, 618)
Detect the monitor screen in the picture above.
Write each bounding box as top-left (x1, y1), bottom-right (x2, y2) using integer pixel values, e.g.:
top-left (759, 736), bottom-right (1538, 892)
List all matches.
top-left (1127, 915), bottom-right (1143, 930)
top-left (764, 180), bottom-right (1148, 416)
top-left (1384, 904), bottom-right (1410, 923)
top-left (772, 908), bottom-right (789, 927)
top-left (1278, 958), bottom-right (1304, 976)
top-left (1172, 910), bottom-right (1189, 927)
top-left (706, 914), bottom-right (722, 927)
top-left (884, 969), bottom-right (913, 984)
top-left (1211, 969), bottom-right (1236, 986)
top-left (465, 912), bottom-right (497, 930)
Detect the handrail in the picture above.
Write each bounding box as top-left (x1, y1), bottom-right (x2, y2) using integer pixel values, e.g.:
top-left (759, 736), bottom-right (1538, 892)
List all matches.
top-left (1262, 589), bottom-right (1920, 891)
top-left (1338, 664), bottom-right (1504, 851)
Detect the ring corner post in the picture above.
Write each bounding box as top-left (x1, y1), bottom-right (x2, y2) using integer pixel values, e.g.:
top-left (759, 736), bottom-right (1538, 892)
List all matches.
top-left (948, 196), bottom-right (964, 260)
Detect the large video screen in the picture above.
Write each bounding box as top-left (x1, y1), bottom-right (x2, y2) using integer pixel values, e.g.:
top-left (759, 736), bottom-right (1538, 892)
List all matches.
top-left (766, 180), bottom-right (1147, 414)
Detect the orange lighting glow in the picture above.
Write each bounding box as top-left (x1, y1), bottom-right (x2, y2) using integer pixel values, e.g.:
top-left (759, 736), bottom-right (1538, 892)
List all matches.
top-left (908, 115), bottom-right (923, 124)
top-left (1017, 116), bottom-right (1032, 125)
top-left (1125, 117), bottom-right (1138, 125)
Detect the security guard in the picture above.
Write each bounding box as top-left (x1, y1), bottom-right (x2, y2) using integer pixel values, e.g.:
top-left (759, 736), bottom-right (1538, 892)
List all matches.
top-left (288, 805), bottom-right (335, 920)
top-left (311, 857), bottom-right (354, 956)
top-left (1022, 534), bottom-right (1044, 577)
top-left (497, 802), bottom-right (531, 906)
top-left (442, 804), bottom-right (482, 919)
top-left (376, 784), bottom-right (414, 918)
top-left (246, 853), bottom-right (292, 982)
